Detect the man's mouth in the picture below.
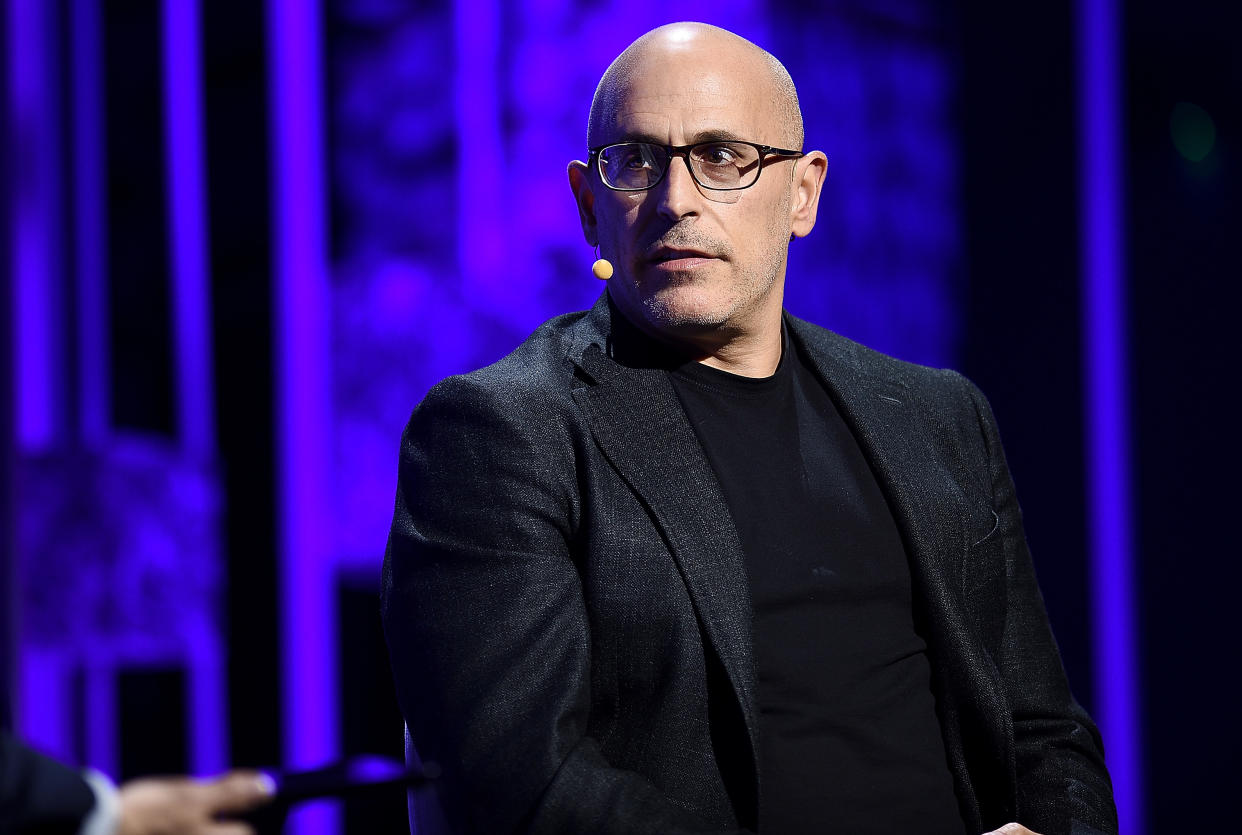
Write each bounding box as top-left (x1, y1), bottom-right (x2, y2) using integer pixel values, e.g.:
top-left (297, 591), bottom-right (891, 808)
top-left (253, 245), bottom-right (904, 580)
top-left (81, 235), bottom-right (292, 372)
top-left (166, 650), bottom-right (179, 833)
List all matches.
top-left (647, 247), bottom-right (718, 268)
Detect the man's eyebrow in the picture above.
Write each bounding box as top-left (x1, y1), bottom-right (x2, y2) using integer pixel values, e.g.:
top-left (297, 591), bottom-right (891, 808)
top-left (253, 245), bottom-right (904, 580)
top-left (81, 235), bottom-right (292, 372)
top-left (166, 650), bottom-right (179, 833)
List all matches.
top-left (688, 128), bottom-right (748, 143)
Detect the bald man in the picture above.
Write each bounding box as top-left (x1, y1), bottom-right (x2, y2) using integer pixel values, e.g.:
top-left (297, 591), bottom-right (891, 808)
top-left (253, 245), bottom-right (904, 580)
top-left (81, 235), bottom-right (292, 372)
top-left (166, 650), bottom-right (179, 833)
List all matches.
top-left (382, 22), bottom-right (1117, 835)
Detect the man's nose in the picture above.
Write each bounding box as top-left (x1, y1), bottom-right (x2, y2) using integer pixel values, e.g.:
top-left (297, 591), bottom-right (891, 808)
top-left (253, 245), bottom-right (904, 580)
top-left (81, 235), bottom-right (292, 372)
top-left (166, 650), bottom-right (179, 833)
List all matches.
top-left (653, 155), bottom-right (702, 220)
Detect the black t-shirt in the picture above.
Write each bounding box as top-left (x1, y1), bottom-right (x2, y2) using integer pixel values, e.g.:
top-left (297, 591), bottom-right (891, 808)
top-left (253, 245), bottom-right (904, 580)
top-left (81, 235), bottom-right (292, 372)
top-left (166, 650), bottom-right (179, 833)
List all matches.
top-left (669, 332), bottom-right (965, 835)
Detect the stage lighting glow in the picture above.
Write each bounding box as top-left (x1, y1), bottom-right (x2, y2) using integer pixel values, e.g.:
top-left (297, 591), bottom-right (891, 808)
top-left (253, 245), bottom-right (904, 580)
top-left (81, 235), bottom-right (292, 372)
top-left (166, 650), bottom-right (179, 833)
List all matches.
top-left (1170, 101), bottom-right (1216, 162)
top-left (1079, 0), bottom-right (1143, 830)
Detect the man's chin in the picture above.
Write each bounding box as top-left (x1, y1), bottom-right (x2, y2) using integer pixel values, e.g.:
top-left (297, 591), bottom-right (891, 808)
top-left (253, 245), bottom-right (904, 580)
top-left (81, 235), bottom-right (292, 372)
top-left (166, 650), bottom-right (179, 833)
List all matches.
top-left (639, 292), bottom-right (731, 333)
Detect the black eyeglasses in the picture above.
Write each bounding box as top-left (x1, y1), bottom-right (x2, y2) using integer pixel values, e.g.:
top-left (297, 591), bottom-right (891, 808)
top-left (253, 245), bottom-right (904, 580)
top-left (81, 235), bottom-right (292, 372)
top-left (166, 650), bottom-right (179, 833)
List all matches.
top-left (589, 140), bottom-right (804, 192)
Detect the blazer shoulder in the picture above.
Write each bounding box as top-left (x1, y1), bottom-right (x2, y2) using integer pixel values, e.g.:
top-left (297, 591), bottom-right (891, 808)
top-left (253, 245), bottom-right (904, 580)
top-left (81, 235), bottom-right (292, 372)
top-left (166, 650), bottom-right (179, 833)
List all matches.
top-left (410, 309), bottom-right (591, 436)
top-left (786, 312), bottom-right (983, 408)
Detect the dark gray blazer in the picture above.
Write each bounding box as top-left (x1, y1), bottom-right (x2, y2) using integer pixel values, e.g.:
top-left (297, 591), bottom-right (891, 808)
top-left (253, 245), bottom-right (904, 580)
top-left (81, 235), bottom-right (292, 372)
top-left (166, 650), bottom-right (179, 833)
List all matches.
top-left (0, 732), bottom-right (96, 834)
top-left (381, 293), bottom-right (1117, 835)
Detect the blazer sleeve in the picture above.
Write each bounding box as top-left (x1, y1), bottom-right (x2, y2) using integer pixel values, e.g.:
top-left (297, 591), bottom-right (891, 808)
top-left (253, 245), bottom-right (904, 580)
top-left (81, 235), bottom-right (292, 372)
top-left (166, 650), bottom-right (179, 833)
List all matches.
top-left (0, 731), bottom-right (96, 834)
top-left (959, 376), bottom-right (1119, 835)
top-left (381, 375), bottom-right (749, 834)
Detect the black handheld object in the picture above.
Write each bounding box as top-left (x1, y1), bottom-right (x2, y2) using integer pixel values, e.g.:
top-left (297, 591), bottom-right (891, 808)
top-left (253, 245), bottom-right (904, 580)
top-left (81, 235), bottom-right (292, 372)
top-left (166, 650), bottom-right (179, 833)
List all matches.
top-left (231, 755), bottom-right (439, 833)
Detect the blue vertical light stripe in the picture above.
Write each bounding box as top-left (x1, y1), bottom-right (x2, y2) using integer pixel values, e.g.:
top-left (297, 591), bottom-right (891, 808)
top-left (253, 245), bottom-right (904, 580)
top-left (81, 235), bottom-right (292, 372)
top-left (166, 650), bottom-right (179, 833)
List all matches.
top-left (10, 0), bottom-right (65, 756)
top-left (163, 0), bottom-right (227, 777)
top-left (164, 0), bottom-right (214, 459)
top-left (454, 0), bottom-right (504, 302)
top-left (1077, 0), bottom-right (1143, 830)
top-left (185, 620), bottom-right (227, 776)
top-left (10, 0), bottom-right (60, 453)
top-left (71, 0), bottom-right (108, 446)
top-left (267, 0), bottom-right (339, 832)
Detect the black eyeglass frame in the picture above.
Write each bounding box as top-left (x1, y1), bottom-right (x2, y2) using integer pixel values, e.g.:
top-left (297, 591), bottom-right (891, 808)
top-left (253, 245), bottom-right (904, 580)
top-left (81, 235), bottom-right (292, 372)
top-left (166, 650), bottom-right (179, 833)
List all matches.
top-left (588, 140), bottom-right (805, 192)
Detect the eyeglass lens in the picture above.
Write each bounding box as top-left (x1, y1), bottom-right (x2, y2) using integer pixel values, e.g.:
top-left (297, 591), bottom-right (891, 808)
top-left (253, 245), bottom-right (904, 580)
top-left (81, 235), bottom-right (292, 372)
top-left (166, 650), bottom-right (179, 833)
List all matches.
top-left (598, 142), bottom-right (763, 191)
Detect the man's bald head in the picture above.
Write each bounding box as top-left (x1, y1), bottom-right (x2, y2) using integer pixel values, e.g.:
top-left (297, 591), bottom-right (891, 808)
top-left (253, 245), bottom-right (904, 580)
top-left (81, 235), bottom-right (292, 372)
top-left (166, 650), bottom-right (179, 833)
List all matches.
top-left (587, 22), bottom-right (804, 150)
top-left (568, 22), bottom-right (828, 366)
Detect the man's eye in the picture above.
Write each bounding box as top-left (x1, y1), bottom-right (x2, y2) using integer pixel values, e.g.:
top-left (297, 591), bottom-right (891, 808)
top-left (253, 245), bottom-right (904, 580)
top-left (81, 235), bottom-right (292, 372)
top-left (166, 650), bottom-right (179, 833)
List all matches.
top-left (607, 147), bottom-right (653, 171)
top-left (697, 144), bottom-right (740, 166)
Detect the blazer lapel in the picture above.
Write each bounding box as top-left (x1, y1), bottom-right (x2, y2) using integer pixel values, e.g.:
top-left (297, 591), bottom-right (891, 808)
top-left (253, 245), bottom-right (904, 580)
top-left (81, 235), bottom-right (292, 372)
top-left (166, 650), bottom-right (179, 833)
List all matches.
top-left (566, 298), bottom-right (760, 773)
top-left (787, 316), bottom-right (1011, 824)
top-left (787, 320), bottom-right (966, 613)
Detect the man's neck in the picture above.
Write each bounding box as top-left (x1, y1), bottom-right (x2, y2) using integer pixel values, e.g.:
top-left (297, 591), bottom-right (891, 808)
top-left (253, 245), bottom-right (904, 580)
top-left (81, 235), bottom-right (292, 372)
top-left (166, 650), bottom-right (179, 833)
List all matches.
top-left (681, 299), bottom-right (786, 378)
top-left (693, 317), bottom-right (783, 377)
top-left (607, 293), bottom-right (785, 377)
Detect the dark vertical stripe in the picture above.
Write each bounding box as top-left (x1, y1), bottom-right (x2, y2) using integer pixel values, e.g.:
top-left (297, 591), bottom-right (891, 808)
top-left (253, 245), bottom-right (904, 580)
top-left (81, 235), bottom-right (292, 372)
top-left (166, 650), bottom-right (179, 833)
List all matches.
top-left (959, 1), bottom-right (1092, 711)
top-left (1128, 1), bottom-right (1241, 829)
top-left (339, 579), bottom-right (408, 832)
top-left (104, 0), bottom-right (172, 435)
top-left (202, 0), bottom-right (279, 771)
top-left (58, 0), bottom-right (81, 439)
top-left (118, 668), bottom-right (188, 779)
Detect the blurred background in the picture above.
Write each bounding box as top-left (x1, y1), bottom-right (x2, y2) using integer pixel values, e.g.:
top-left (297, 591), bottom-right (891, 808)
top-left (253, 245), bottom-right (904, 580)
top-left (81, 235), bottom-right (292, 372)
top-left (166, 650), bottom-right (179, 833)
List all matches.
top-left (1, 0), bottom-right (1237, 832)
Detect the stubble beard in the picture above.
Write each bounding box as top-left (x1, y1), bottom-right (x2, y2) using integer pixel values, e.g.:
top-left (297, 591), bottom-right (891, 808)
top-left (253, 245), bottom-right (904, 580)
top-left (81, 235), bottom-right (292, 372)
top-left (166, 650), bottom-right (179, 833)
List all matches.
top-left (644, 210), bottom-right (790, 336)
top-left (629, 232), bottom-right (786, 337)
top-left (638, 262), bottom-right (777, 336)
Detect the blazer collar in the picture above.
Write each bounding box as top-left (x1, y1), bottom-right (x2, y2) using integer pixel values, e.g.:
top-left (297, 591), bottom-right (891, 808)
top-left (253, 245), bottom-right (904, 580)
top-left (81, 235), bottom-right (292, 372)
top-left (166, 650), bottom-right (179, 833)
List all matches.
top-left (565, 293), bottom-right (761, 772)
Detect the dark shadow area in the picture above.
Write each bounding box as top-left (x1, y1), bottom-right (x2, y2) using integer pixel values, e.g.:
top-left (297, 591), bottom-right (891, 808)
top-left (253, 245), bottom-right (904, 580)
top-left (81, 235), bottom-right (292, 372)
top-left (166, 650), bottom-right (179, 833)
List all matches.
top-left (339, 576), bottom-right (408, 832)
top-left (1128, 0), bottom-right (1242, 829)
top-left (959, 0), bottom-right (1091, 712)
top-left (203, 0), bottom-right (281, 772)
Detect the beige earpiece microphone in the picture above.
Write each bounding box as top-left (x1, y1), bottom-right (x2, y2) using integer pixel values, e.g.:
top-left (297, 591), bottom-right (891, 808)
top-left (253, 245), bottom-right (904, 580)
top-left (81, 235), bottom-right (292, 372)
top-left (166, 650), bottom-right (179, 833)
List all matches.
top-left (592, 258), bottom-right (614, 280)
top-left (591, 247), bottom-right (613, 280)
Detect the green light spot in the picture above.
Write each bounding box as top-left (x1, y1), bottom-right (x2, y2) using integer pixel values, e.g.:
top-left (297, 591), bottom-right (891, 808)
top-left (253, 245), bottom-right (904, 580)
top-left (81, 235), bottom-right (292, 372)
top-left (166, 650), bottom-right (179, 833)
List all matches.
top-left (1170, 101), bottom-right (1216, 162)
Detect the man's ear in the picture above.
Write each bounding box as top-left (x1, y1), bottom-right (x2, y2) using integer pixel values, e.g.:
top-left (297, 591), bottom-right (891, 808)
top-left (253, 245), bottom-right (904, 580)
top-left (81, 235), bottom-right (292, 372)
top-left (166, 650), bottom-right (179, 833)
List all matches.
top-left (789, 151), bottom-right (828, 239)
top-left (568, 160), bottom-right (599, 247)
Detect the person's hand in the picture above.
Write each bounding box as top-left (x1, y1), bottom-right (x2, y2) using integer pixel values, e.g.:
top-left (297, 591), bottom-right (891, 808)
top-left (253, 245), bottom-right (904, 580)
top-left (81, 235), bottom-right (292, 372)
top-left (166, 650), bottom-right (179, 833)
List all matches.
top-left (982, 825), bottom-right (1043, 835)
top-left (115, 770), bottom-right (274, 835)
